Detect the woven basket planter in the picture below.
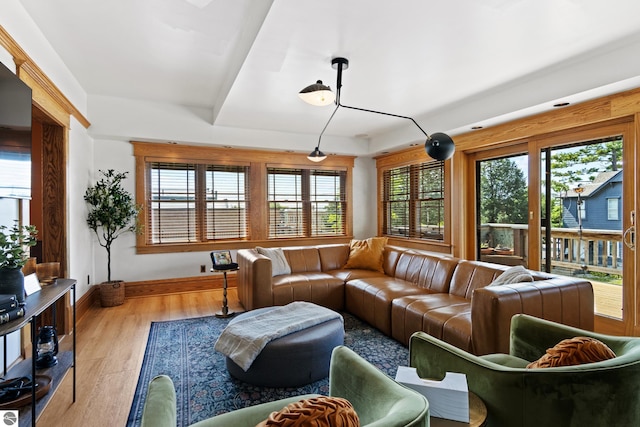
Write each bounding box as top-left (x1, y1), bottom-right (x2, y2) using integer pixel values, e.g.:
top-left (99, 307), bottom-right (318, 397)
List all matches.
top-left (99, 280), bottom-right (125, 307)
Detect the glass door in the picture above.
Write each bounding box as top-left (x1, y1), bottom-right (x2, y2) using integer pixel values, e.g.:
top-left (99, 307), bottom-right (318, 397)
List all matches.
top-left (541, 137), bottom-right (624, 320)
top-left (476, 154), bottom-right (529, 267)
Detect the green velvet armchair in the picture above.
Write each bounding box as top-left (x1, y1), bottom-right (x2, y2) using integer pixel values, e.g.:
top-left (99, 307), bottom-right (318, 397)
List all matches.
top-left (409, 314), bottom-right (640, 427)
top-left (142, 345), bottom-right (429, 427)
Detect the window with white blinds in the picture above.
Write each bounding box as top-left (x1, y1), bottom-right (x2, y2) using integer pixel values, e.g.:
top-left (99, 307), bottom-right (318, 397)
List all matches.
top-left (382, 161), bottom-right (444, 240)
top-left (148, 162), bottom-right (249, 244)
top-left (268, 168), bottom-right (346, 238)
top-left (310, 169), bottom-right (346, 236)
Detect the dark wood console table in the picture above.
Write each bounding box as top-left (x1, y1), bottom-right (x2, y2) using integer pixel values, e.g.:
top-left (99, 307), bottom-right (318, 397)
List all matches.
top-left (0, 278), bottom-right (76, 426)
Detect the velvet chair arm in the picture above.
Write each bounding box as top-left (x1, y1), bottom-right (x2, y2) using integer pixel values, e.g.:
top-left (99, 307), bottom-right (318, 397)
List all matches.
top-left (141, 375), bottom-right (177, 427)
top-left (411, 318), bottom-right (640, 427)
top-left (330, 346), bottom-right (429, 427)
top-left (190, 394), bottom-right (320, 427)
top-left (509, 313), bottom-right (633, 360)
top-left (410, 331), bottom-right (526, 427)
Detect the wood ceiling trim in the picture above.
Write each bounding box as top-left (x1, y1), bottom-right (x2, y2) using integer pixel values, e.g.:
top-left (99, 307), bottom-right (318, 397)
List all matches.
top-left (0, 25), bottom-right (90, 128)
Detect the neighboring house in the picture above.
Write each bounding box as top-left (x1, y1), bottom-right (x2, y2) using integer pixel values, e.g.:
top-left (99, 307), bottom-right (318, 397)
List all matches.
top-left (562, 170), bottom-right (623, 269)
top-left (562, 170), bottom-right (623, 231)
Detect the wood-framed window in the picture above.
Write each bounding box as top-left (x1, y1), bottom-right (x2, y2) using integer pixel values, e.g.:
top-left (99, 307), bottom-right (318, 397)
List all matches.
top-left (381, 161), bottom-right (445, 240)
top-left (147, 162), bottom-right (249, 244)
top-left (267, 167), bottom-right (347, 238)
top-left (133, 142), bottom-right (354, 253)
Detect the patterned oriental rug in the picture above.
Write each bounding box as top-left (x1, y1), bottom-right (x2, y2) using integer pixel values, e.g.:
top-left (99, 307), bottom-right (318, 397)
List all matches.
top-left (126, 312), bottom-right (409, 427)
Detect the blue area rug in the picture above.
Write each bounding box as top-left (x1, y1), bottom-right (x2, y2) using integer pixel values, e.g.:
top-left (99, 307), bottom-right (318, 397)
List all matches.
top-left (126, 312), bottom-right (409, 427)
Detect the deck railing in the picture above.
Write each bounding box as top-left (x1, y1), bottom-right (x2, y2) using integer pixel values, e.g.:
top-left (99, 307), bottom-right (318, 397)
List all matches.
top-left (479, 223), bottom-right (622, 275)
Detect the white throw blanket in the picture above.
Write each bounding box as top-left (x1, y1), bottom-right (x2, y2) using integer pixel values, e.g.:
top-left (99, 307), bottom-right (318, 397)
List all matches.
top-left (214, 301), bottom-right (343, 371)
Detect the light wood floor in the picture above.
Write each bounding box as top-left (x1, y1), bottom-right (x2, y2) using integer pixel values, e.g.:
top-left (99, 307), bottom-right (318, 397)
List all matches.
top-left (35, 288), bottom-right (243, 427)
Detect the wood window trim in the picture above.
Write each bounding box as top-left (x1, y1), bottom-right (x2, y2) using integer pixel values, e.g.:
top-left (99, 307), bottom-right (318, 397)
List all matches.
top-left (376, 147), bottom-right (452, 250)
top-left (133, 141), bottom-right (355, 253)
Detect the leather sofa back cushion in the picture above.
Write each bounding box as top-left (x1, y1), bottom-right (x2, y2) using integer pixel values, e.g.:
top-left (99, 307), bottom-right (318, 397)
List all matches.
top-left (284, 247), bottom-right (322, 273)
top-left (527, 336), bottom-right (616, 368)
top-left (449, 260), bottom-right (505, 298)
top-left (393, 252), bottom-right (458, 293)
top-left (318, 244), bottom-right (350, 271)
top-left (256, 396), bottom-right (360, 427)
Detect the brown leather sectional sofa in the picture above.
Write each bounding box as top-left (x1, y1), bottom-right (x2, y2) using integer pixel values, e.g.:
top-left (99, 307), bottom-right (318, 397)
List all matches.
top-left (237, 243), bottom-right (594, 355)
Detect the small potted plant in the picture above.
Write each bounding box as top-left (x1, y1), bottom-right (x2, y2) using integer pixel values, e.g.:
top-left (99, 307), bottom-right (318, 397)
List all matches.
top-left (0, 222), bottom-right (38, 305)
top-left (85, 169), bottom-right (142, 307)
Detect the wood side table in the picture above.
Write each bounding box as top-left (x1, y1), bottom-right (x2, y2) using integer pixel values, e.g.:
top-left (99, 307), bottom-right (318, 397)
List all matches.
top-left (430, 392), bottom-right (487, 427)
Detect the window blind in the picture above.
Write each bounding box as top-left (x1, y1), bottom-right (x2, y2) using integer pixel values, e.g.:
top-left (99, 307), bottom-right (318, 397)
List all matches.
top-left (147, 162), bottom-right (249, 244)
top-left (267, 168), bottom-right (304, 237)
top-left (148, 162), bottom-right (197, 244)
top-left (205, 165), bottom-right (249, 240)
top-left (383, 161), bottom-right (444, 240)
top-left (310, 170), bottom-right (346, 236)
top-left (267, 167), bottom-right (347, 238)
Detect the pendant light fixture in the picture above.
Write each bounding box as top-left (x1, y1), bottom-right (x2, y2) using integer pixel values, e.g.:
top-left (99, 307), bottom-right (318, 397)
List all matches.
top-left (298, 80), bottom-right (335, 106)
top-left (300, 57), bottom-right (454, 162)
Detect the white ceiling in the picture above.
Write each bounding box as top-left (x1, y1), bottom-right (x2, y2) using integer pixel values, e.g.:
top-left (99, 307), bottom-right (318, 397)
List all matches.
top-left (18, 0), bottom-right (640, 150)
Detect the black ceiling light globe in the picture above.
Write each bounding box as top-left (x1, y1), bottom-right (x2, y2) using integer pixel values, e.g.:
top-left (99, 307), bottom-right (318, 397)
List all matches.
top-left (425, 132), bottom-right (455, 161)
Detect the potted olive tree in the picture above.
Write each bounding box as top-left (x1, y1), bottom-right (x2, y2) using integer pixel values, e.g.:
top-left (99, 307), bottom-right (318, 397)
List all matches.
top-left (0, 222), bottom-right (37, 305)
top-left (85, 169), bottom-right (142, 307)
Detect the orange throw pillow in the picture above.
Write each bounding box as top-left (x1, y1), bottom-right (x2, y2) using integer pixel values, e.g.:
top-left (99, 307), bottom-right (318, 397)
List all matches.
top-left (343, 237), bottom-right (387, 273)
top-left (526, 336), bottom-right (616, 368)
top-left (255, 396), bottom-right (360, 427)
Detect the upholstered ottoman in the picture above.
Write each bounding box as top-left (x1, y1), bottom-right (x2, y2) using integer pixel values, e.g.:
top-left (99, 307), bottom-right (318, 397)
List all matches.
top-left (225, 306), bottom-right (344, 387)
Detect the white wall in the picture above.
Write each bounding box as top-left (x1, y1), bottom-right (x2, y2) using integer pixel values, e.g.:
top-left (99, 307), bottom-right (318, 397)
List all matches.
top-left (67, 117), bottom-right (94, 297)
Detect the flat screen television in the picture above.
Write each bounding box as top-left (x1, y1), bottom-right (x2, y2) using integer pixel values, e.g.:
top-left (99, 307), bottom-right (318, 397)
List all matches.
top-left (0, 61), bottom-right (32, 199)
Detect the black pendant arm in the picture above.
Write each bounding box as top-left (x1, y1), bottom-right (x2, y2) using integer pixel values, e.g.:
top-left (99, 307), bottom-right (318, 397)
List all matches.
top-left (316, 103), bottom-right (341, 149)
top-left (338, 102), bottom-right (430, 139)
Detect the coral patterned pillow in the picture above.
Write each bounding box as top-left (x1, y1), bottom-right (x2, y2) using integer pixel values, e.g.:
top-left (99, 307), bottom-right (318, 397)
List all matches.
top-left (255, 396), bottom-right (360, 427)
top-left (526, 336), bottom-right (616, 368)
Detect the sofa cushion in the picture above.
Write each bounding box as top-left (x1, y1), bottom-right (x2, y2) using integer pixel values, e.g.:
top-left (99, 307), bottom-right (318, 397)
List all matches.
top-left (284, 247), bottom-right (322, 273)
top-left (391, 293), bottom-right (470, 345)
top-left (318, 244), bottom-right (350, 271)
top-left (393, 251), bottom-right (459, 293)
top-left (481, 353), bottom-right (531, 368)
top-left (449, 260), bottom-right (506, 298)
top-left (256, 247), bottom-right (292, 276)
top-left (329, 268), bottom-right (387, 283)
top-left (343, 237), bottom-right (387, 272)
top-left (256, 396), bottom-right (360, 427)
top-left (345, 277), bottom-right (431, 335)
top-left (272, 273), bottom-right (345, 311)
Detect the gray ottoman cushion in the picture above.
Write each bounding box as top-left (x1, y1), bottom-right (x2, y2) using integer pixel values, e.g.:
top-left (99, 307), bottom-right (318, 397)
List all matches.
top-left (226, 306), bottom-right (344, 387)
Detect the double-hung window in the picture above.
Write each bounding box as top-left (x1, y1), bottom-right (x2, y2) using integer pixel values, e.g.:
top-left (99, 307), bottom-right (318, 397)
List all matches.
top-left (382, 161), bottom-right (445, 240)
top-left (147, 161), bottom-right (249, 244)
top-left (134, 142), bottom-right (354, 252)
top-left (267, 167), bottom-right (346, 238)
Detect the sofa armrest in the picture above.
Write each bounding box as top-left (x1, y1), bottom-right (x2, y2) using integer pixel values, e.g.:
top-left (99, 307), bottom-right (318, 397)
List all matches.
top-left (237, 249), bottom-right (273, 310)
top-left (470, 278), bottom-right (594, 355)
top-left (141, 375), bottom-right (176, 427)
